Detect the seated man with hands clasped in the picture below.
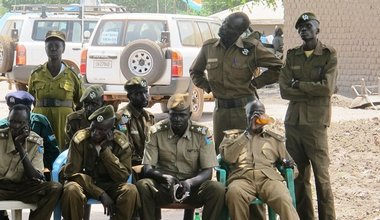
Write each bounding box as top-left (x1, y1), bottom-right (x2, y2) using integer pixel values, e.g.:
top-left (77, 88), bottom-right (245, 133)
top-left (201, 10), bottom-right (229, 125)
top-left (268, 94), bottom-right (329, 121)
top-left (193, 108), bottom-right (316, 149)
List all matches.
top-left (136, 93), bottom-right (225, 220)
top-left (220, 99), bottom-right (299, 220)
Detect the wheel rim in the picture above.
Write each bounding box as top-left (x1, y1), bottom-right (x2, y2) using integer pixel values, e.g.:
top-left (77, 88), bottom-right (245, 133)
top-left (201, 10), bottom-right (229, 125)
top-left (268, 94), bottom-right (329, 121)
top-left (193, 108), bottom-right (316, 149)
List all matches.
top-left (128, 49), bottom-right (154, 76)
top-left (192, 89), bottom-right (200, 113)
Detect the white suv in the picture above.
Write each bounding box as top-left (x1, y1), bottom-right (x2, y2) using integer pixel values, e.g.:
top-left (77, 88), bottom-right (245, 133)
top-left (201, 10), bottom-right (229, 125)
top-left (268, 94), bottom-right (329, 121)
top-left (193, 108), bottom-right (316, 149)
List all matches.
top-left (0, 4), bottom-right (126, 89)
top-left (81, 13), bottom-right (221, 120)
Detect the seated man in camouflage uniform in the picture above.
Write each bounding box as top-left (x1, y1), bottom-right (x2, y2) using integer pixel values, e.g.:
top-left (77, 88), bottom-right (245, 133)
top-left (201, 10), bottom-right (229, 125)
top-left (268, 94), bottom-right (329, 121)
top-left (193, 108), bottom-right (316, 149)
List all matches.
top-left (116, 76), bottom-right (155, 181)
top-left (62, 105), bottom-right (138, 220)
top-left (0, 104), bottom-right (62, 220)
top-left (136, 93), bottom-right (225, 220)
top-left (64, 85), bottom-right (105, 150)
top-left (220, 100), bottom-right (299, 220)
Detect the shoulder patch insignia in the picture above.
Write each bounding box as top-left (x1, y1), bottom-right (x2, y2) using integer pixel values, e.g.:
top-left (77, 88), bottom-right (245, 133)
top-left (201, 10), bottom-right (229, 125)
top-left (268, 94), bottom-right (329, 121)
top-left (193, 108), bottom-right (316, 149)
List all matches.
top-left (37, 145), bottom-right (44, 154)
top-left (264, 130), bottom-right (285, 142)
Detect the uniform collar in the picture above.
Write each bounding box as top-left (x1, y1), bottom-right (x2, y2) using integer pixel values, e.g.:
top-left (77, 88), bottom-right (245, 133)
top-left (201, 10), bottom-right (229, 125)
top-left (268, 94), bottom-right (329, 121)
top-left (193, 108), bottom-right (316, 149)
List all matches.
top-left (127, 103), bottom-right (142, 118)
top-left (168, 121), bottom-right (192, 140)
top-left (295, 40), bottom-right (323, 56)
top-left (214, 37), bottom-right (245, 49)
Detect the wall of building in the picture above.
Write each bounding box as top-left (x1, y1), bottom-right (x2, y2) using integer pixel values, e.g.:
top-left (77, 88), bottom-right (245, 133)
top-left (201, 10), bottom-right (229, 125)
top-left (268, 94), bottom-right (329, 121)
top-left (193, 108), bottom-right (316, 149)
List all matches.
top-left (283, 0), bottom-right (380, 97)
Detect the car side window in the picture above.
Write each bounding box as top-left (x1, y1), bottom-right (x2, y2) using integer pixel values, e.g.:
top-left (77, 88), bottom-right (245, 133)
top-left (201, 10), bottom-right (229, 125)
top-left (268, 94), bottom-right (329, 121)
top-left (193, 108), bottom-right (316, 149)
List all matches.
top-left (196, 21), bottom-right (212, 42)
top-left (125, 20), bottom-right (165, 45)
top-left (177, 20), bottom-right (196, 46)
top-left (33, 20), bottom-right (68, 41)
top-left (209, 22), bottom-right (221, 38)
top-left (94, 20), bottom-right (124, 46)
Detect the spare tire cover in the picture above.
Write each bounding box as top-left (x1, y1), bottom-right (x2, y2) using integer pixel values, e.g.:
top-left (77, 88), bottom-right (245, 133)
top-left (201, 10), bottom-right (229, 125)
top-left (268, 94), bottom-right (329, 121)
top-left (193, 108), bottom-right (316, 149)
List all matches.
top-left (120, 39), bottom-right (166, 84)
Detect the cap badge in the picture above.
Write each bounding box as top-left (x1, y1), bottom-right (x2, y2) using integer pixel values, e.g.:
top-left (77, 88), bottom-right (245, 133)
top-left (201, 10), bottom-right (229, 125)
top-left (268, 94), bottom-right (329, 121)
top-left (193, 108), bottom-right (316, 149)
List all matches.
top-left (89, 91), bottom-right (96, 99)
top-left (9, 97), bottom-right (15, 104)
top-left (141, 80), bottom-right (147, 87)
top-left (97, 115), bottom-right (104, 122)
top-left (302, 14), bottom-right (309, 20)
top-left (241, 48), bottom-right (250, 56)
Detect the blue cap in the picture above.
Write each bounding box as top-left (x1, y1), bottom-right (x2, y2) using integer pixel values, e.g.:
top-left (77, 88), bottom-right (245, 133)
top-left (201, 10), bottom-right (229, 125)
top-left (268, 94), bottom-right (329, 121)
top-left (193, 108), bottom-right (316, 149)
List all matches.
top-left (5, 91), bottom-right (35, 108)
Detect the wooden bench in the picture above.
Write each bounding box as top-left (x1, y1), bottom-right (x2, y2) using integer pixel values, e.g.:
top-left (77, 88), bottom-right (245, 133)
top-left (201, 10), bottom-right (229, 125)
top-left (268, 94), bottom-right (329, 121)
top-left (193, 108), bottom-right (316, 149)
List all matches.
top-left (0, 201), bottom-right (37, 220)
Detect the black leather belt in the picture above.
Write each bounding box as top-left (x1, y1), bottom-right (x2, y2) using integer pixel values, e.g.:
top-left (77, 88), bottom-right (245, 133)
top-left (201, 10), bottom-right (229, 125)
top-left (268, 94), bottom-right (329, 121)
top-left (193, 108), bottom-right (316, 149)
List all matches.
top-left (36, 98), bottom-right (72, 107)
top-left (216, 96), bottom-right (255, 109)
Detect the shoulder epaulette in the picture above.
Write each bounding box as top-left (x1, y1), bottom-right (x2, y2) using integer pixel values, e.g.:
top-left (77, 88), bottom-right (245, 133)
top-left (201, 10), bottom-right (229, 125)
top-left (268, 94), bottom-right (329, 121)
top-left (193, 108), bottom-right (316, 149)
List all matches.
top-left (73, 129), bottom-right (90, 144)
top-left (242, 38), bottom-right (259, 49)
top-left (150, 120), bottom-right (170, 134)
top-left (0, 128), bottom-right (9, 139)
top-left (264, 130), bottom-right (285, 142)
top-left (322, 44), bottom-right (336, 54)
top-left (189, 123), bottom-right (208, 135)
top-left (31, 65), bottom-right (44, 74)
top-left (202, 38), bottom-right (218, 46)
top-left (113, 130), bottom-right (129, 149)
top-left (287, 46), bottom-right (300, 54)
top-left (66, 109), bottom-right (85, 122)
top-left (27, 131), bottom-right (43, 145)
top-left (223, 129), bottom-right (244, 139)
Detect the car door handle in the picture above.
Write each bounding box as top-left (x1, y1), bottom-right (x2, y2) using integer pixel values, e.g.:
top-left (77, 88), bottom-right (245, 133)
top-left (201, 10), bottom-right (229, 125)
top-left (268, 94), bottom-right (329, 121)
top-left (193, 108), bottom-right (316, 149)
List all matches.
top-left (72, 48), bottom-right (81, 50)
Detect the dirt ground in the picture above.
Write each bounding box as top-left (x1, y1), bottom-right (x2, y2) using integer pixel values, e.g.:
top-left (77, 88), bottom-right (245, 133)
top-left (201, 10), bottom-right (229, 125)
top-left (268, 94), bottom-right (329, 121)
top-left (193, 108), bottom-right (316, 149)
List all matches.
top-left (264, 94), bottom-right (380, 220)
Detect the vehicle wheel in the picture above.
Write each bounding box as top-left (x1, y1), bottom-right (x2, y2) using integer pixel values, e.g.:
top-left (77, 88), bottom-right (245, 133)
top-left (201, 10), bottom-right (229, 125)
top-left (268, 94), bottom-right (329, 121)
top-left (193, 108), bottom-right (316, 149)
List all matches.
top-left (0, 36), bottom-right (15, 73)
top-left (190, 85), bottom-right (204, 121)
top-left (15, 82), bottom-right (27, 91)
top-left (120, 39), bottom-right (166, 84)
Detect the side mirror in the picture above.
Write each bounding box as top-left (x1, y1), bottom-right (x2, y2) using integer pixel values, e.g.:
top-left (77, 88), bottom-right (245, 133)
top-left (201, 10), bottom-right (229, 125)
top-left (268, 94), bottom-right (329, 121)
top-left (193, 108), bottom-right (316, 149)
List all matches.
top-left (83, 30), bottom-right (91, 40)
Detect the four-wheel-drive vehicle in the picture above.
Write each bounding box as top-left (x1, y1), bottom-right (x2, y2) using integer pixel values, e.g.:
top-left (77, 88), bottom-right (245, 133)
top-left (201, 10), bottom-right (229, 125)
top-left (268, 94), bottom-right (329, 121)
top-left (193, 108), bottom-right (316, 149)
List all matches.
top-left (0, 4), bottom-right (126, 90)
top-left (81, 13), bottom-right (221, 120)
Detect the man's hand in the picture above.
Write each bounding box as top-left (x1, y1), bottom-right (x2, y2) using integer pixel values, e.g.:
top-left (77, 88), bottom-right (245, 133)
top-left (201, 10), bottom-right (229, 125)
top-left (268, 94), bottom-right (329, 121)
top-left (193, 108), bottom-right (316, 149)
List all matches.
top-left (177, 180), bottom-right (192, 196)
top-left (282, 159), bottom-right (295, 168)
top-left (99, 192), bottom-right (115, 216)
top-left (161, 174), bottom-right (179, 189)
top-left (14, 128), bottom-right (29, 152)
top-left (291, 79), bottom-right (300, 89)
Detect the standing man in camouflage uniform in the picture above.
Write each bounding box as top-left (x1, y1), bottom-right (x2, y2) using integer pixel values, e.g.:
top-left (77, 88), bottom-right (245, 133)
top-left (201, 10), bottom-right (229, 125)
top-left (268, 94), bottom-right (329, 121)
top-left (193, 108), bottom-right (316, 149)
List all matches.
top-left (136, 93), bottom-right (225, 220)
top-left (220, 100), bottom-right (299, 220)
top-left (62, 105), bottom-right (138, 220)
top-left (116, 76), bottom-right (155, 181)
top-left (190, 12), bottom-right (283, 153)
top-left (65, 85), bottom-right (104, 150)
top-left (279, 12), bottom-right (337, 220)
top-left (0, 91), bottom-right (60, 173)
top-left (0, 104), bottom-right (62, 220)
top-left (28, 30), bottom-right (83, 150)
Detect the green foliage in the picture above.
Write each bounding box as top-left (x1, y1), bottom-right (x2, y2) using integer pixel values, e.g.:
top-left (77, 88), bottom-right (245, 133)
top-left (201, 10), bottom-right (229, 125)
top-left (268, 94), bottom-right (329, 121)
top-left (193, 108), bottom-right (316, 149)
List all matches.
top-left (1, 0), bottom-right (278, 15)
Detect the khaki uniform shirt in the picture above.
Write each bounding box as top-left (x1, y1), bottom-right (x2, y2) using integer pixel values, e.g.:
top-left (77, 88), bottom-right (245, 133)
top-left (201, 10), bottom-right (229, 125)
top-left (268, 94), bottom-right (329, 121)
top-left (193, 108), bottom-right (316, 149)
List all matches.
top-left (116, 103), bottom-right (155, 164)
top-left (220, 129), bottom-right (296, 184)
top-left (0, 129), bottom-right (44, 183)
top-left (28, 62), bottom-right (83, 150)
top-left (279, 40), bottom-right (338, 126)
top-left (143, 119), bottom-right (217, 180)
top-left (190, 37), bottom-right (282, 99)
top-left (64, 109), bottom-right (90, 150)
top-left (64, 129), bottom-right (131, 199)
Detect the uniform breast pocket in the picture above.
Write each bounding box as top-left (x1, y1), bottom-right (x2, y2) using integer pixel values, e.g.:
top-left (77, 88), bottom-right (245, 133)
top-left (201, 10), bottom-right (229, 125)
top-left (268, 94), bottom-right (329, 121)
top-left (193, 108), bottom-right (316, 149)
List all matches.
top-left (261, 143), bottom-right (277, 163)
top-left (59, 81), bottom-right (74, 99)
top-left (159, 151), bottom-right (175, 163)
top-left (310, 65), bottom-right (324, 82)
top-left (206, 61), bottom-right (219, 81)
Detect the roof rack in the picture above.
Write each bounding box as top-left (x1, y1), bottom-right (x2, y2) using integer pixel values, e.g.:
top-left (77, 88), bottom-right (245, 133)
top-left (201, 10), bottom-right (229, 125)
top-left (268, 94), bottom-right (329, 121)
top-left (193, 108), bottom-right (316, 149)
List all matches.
top-left (11, 4), bottom-right (127, 16)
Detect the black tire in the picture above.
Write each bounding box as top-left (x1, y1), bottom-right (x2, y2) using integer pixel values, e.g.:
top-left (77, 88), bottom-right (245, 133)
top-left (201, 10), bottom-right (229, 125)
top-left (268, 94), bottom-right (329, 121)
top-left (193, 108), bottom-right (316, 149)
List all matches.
top-left (120, 39), bottom-right (166, 84)
top-left (0, 36), bottom-right (15, 73)
top-left (190, 85), bottom-right (204, 121)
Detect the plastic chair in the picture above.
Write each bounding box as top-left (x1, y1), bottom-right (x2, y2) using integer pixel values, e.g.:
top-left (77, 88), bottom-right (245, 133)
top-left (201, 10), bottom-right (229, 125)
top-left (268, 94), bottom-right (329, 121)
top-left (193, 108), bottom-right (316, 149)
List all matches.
top-left (51, 149), bottom-right (131, 220)
top-left (215, 155), bottom-right (296, 220)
